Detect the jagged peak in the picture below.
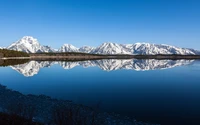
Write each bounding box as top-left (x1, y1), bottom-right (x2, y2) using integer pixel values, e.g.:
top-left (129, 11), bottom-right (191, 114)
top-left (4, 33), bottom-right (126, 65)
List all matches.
top-left (58, 44), bottom-right (79, 52)
top-left (134, 42), bottom-right (155, 46)
top-left (98, 42), bottom-right (122, 49)
top-left (19, 36), bottom-right (39, 44)
top-left (7, 36), bottom-right (40, 49)
top-left (101, 42), bottom-right (119, 45)
top-left (80, 45), bottom-right (94, 48)
top-left (79, 46), bottom-right (95, 50)
top-left (21, 36), bottom-right (35, 39)
top-left (4, 36), bottom-right (200, 55)
top-left (63, 44), bottom-right (74, 46)
top-left (134, 42), bottom-right (177, 47)
top-left (61, 44), bottom-right (78, 48)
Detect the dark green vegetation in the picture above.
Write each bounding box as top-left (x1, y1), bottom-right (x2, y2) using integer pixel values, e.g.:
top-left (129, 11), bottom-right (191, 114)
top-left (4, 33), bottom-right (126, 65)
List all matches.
top-left (30, 52), bottom-right (200, 60)
top-left (133, 54), bottom-right (200, 60)
top-left (1, 48), bottom-right (200, 60)
top-left (0, 49), bottom-right (29, 57)
top-left (0, 112), bottom-right (42, 125)
top-left (30, 52), bottom-right (132, 59)
top-left (0, 59), bottom-right (29, 66)
top-left (30, 52), bottom-right (106, 56)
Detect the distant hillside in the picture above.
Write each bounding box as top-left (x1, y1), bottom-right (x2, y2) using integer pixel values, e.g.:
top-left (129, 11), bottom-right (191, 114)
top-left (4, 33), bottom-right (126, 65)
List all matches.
top-left (0, 49), bottom-right (29, 57)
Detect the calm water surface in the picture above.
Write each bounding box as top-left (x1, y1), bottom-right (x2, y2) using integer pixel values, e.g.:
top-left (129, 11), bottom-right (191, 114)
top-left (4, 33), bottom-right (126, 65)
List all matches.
top-left (0, 59), bottom-right (200, 125)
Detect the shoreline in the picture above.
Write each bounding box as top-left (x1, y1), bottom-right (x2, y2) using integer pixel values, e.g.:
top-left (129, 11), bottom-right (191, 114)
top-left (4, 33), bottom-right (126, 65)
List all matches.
top-left (0, 84), bottom-right (159, 125)
top-left (1, 55), bottom-right (200, 60)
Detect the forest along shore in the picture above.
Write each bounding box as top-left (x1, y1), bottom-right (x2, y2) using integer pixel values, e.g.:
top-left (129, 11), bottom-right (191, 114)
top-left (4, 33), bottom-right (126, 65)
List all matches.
top-left (1, 48), bottom-right (200, 60)
top-left (2, 54), bottom-right (200, 60)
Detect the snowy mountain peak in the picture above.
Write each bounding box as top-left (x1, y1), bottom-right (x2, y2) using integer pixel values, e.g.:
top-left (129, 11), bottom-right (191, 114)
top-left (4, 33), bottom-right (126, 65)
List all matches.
top-left (131, 43), bottom-right (197, 55)
top-left (101, 42), bottom-right (120, 47)
top-left (12, 36), bottom-right (39, 46)
top-left (58, 44), bottom-right (79, 52)
top-left (20, 36), bottom-right (39, 44)
top-left (91, 42), bottom-right (130, 54)
top-left (63, 44), bottom-right (77, 48)
top-left (79, 46), bottom-right (95, 53)
top-left (4, 36), bottom-right (200, 55)
top-left (7, 36), bottom-right (41, 53)
top-left (7, 36), bottom-right (55, 53)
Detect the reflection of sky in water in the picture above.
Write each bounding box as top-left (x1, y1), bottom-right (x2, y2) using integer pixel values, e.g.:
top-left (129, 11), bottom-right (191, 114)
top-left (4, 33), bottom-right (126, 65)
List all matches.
top-left (0, 60), bottom-right (200, 125)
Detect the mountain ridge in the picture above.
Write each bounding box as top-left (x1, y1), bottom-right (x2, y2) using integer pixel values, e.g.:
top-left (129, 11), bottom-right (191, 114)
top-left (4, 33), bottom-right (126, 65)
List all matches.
top-left (2, 36), bottom-right (200, 55)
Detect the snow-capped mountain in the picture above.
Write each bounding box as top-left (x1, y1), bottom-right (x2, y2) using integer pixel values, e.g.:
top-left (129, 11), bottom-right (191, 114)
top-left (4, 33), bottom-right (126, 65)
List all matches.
top-left (7, 36), bottom-right (55, 53)
top-left (79, 46), bottom-right (95, 53)
top-left (130, 43), bottom-right (198, 55)
top-left (89, 42), bottom-right (200, 55)
top-left (40, 46), bottom-right (56, 53)
top-left (11, 59), bottom-right (194, 77)
top-left (58, 44), bottom-right (79, 52)
top-left (5, 36), bottom-right (200, 55)
top-left (91, 43), bottom-right (130, 54)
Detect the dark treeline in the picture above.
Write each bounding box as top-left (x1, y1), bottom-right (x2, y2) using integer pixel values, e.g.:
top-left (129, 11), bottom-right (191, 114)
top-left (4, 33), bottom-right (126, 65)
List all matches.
top-left (0, 59), bottom-right (29, 66)
top-left (30, 52), bottom-right (200, 60)
top-left (1, 48), bottom-right (200, 60)
top-left (30, 52), bottom-right (107, 56)
top-left (0, 49), bottom-right (29, 57)
top-left (133, 54), bottom-right (200, 59)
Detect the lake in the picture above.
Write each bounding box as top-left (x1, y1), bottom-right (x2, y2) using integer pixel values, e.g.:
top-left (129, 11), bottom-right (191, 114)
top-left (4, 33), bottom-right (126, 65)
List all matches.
top-left (0, 59), bottom-right (200, 125)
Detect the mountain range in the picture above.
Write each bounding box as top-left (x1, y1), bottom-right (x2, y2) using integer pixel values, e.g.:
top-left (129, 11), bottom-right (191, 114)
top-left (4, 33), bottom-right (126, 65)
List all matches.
top-left (1, 36), bottom-right (199, 55)
top-left (11, 59), bottom-right (194, 77)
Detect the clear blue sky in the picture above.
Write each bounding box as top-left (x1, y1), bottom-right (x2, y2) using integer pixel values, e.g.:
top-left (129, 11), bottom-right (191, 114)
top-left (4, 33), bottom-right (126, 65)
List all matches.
top-left (0, 0), bottom-right (200, 49)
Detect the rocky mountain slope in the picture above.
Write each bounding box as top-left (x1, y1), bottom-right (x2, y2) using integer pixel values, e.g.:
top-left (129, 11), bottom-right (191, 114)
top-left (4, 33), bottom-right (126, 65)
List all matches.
top-left (4, 36), bottom-right (200, 55)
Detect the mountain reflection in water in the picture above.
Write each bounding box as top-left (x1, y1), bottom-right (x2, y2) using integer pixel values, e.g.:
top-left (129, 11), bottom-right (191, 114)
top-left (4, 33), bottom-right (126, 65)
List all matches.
top-left (1, 59), bottom-right (200, 125)
top-left (9, 59), bottom-right (194, 77)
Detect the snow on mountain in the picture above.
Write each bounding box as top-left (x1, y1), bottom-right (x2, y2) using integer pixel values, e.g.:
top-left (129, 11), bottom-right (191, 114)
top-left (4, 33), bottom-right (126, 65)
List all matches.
top-left (58, 44), bottom-right (79, 52)
top-left (40, 46), bottom-right (56, 53)
top-left (79, 46), bottom-right (95, 53)
top-left (90, 42), bottom-right (199, 55)
top-left (91, 43), bottom-right (131, 54)
top-left (6, 36), bottom-right (200, 55)
top-left (130, 43), bottom-right (197, 55)
top-left (7, 36), bottom-right (55, 53)
top-left (10, 59), bottom-right (194, 76)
